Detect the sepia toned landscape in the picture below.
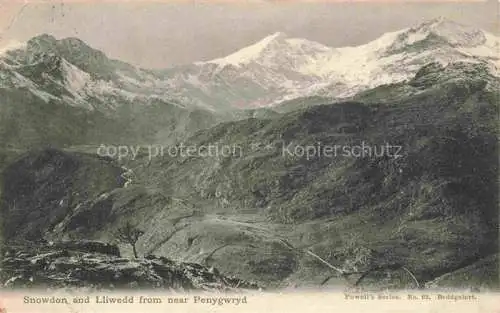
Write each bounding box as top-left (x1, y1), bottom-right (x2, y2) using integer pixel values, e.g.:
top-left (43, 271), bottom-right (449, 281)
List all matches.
top-left (0, 1), bottom-right (498, 294)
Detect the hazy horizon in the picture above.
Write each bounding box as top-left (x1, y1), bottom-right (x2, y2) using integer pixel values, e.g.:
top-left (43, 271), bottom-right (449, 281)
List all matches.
top-left (0, 1), bottom-right (498, 69)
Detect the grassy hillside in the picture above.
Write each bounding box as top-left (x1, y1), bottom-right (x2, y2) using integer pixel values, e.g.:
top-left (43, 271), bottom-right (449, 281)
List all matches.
top-left (1, 62), bottom-right (498, 290)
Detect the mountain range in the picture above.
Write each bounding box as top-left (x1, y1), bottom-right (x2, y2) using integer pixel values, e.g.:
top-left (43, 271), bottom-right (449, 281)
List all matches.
top-left (1, 17), bottom-right (498, 113)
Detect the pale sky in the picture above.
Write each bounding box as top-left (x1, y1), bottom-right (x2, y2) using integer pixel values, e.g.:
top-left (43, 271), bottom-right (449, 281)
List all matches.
top-left (0, 1), bottom-right (498, 69)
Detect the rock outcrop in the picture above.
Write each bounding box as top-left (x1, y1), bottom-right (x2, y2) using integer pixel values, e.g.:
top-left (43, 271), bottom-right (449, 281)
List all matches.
top-left (0, 240), bottom-right (259, 291)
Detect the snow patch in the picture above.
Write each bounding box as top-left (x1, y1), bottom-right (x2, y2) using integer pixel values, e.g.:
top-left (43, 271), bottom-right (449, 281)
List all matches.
top-left (61, 59), bottom-right (91, 95)
top-left (459, 31), bottom-right (500, 66)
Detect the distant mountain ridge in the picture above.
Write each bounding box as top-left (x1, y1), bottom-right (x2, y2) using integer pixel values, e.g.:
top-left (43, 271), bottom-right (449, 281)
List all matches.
top-left (157, 17), bottom-right (500, 109)
top-left (0, 34), bottom-right (220, 149)
top-left (1, 17), bottom-right (498, 112)
top-left (0, 34), bottom-right (183, 112)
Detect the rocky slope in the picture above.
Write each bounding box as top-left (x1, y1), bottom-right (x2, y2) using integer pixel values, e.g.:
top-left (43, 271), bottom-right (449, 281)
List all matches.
top-left (1, 240), bottom-right (259, 291)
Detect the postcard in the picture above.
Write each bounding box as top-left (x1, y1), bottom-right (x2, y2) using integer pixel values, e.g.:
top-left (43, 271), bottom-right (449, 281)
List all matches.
top-left (0, 0), bottom-right (498, 312)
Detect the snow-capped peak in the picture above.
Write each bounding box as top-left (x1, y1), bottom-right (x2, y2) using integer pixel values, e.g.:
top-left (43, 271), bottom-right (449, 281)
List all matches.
top-left (207, 32), bottom-right (289, 68)
top-left (205, 31), bottom-right (332, 69)
top-left (262, 31), bottom-right (288, 43)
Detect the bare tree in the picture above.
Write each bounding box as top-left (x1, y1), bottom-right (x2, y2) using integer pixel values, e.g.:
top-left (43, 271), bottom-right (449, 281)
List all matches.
top-left (115, 221), bottom-right (144, 258)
